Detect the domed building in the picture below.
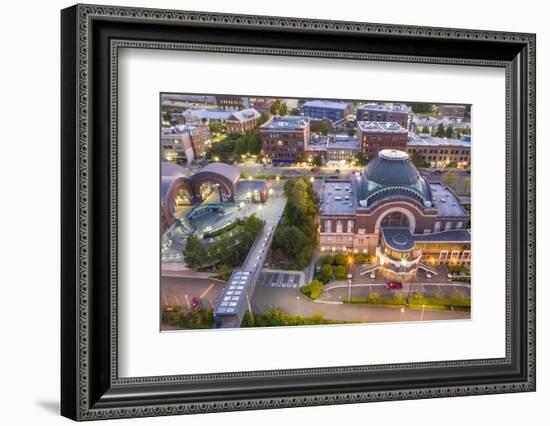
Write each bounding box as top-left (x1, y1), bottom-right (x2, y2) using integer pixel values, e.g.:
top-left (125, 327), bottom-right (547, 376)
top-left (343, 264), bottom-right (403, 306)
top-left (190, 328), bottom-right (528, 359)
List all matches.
top-left (319, 149), bottom-right (470, 280)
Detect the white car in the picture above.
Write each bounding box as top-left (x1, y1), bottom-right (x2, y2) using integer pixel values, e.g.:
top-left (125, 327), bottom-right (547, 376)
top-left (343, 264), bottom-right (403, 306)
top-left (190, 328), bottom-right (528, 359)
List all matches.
top-left (370, 271), bottom-right (375, 279)
top-left (426, 272), bottom-right (432, 279)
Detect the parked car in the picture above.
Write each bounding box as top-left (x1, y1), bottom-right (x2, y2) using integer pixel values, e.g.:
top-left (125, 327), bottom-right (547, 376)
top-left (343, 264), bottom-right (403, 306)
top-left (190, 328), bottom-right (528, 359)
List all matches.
top-left (310, 166), bottom-right (320, 172)
top-left (426, 272), bottom-right (432, 279)
top-left (385, 281), bottom-right (403, 289)
top-left (370, 271), bottom-right (376, 279)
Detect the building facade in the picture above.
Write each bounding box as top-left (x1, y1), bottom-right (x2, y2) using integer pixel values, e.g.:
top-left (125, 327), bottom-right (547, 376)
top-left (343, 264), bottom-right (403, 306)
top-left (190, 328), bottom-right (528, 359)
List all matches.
top-left (407, 134), bottom-right (471, 167)
top-left (162, 124), bottom-right (212, 164)
top-left (161, 131), bottom-right (195, 164)
top-left (438, 104), bottom-right (467, 119)
top-left (225, 109), bottom-right (262, 133)
top-left (319, 150), bottom-right (470, 280)
top-left (260, 116), bottom-right (310, 163)
top-left (356, 103), bottom-right (412, 129)
top-left (248, 97), bottom-right (275, 113)
top-left (301, 100), bottom-right (352, 122)
top-left (215, 95), bottom-right (249, 110)
top-left (357, 121), bottom-right (408, 159)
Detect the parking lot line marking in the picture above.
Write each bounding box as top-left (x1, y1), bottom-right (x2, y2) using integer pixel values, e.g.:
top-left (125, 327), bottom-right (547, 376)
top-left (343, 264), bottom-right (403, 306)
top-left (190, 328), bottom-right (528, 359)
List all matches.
top-left (163, 294), bottom-right (169, 306)
top-left (174, 295), bottom-right (180, 306)
top-left (200, 283), bottom-right (215, 299)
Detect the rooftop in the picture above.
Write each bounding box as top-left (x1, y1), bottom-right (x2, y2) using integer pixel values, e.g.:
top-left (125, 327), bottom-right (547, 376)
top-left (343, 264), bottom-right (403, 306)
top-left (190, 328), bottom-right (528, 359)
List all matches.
top-left (381, 227), bottom-right (470, 252)
top-left (414, 118), bottom-right (471, 128)
top-left (302, 100), bottom-right (351, 110)
top-left (195, 162), bottom-right (241, 184)
top-left (429, 183), bottom-right (468, 217)
top-left (260, 115), bottom-right (309, 131)
top-left (408, 133), bottom-right (471, 147)
top-left (320, 181), bottom-right (356, 215)
top-left (228, 108), bottom-right (261, 122)
top-left (358, 149), bottom-right (431, 207)
top-left (357, 103), bottom-right (412, 113)
top-left (357, 121), bottom-right (408, 133)
top-left (183, 108), bottom-right (233, 121)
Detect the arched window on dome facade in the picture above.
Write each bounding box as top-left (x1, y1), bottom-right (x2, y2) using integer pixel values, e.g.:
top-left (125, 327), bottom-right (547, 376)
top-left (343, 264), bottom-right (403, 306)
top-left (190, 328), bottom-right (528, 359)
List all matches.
top-left (380, 211), bottom-right (410, 228)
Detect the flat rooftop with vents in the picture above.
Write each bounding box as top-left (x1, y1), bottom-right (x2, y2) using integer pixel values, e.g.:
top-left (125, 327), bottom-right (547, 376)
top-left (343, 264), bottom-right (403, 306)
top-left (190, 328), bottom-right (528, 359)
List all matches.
top-left (320, 181), bottom-right (356, 215)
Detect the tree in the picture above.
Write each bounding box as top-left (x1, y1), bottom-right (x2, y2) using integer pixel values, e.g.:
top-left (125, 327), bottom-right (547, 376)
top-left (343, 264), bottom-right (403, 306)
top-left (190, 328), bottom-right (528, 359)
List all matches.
top-left (347, 127), bottom-right (357, 137)
top-left (446, 161), bottom-right (458, 169)
top-left (320, 264), bottom-right (333, 283)
top-left (410, 152), bottom-right (430, 168)
top-left (354, 152), bottom-right (368, 166)
top-left (270, 99), bottom-right (282, 115)
top-left (290, 108), bottom-right (300, 115)
top-left (312, 155), bottom-right (323, 167)
top-left (435, 123), bottom-right (445, 137)
top-left (442, 171), bottom-right (457, 189)
top-left (334, 253), bottom-right (347, 266)
top-left (184, 235), bottom-right (208, 269)
top-left (445, 125), bottom-right (454, 139)
top-left (335, 265), bottom-right (347, 280)
top-left (208, 121), bottom-right (225, 135)
top-left (256, 112), bottom-right (270, 127)
top-left (410, 103), bottom-right (434, 114)
top-left (421, 126), bottom-right (431, 134)
top-left (279, 102), bottom-right (288, 116)
top-left (318, 121), bottom-right (329, 136)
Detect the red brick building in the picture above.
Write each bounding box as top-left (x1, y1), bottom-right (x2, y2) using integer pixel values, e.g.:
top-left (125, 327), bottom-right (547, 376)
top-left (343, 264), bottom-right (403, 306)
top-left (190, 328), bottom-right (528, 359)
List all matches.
top-left (357, 121), bottom-right (408, 158)
top-left (260, 116), bottom-right (310, 163)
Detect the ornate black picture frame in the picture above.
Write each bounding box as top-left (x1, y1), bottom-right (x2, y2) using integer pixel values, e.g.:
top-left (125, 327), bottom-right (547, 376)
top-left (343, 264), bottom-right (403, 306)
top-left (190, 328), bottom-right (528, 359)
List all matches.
top-left (61, 4), bottom-right (536, 421)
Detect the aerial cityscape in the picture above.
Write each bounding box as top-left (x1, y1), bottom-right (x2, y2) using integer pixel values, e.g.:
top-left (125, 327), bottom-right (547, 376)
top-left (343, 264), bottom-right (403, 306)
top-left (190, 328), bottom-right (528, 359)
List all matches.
top-left (160, 94), bottom-right (472, 330)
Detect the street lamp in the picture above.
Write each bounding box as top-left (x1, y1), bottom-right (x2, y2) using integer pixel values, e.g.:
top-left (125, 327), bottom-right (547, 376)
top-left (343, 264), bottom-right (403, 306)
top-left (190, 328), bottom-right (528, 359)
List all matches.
top-left (296, 296), bottom-right (300, 315)
top-left (347, 256), bottom-right (353, 303)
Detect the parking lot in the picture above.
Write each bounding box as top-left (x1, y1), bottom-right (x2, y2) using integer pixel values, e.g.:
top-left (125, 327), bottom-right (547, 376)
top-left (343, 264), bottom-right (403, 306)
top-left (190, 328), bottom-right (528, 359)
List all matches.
top-left (256, 271), bottom-right (301, 289)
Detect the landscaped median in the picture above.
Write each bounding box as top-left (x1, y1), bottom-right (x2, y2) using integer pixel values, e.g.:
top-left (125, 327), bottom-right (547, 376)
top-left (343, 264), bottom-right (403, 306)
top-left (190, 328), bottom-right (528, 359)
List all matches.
top-left (343, 292), bottom-right (470, 311)
top-left (242, 308), bottom-right (357, 327)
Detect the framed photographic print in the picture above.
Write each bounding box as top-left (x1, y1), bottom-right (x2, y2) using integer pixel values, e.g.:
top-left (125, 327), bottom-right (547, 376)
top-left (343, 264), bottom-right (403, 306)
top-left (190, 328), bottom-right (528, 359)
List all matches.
top-left (61, 4), bottom-right (536, 421)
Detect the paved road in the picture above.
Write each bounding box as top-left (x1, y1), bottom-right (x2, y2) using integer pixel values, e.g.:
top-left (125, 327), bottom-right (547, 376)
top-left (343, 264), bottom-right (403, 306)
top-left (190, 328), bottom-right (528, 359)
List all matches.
top-left (321, 282), bottom-right (470, 302)
top-left (250, 286), bottom-right (470, 324)
top-left (161, 276), bottom-right (225, 311)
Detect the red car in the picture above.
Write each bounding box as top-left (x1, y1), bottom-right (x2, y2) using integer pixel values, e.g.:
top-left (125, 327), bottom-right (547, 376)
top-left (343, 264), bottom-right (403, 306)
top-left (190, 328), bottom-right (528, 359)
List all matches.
top-left (385, 282), bottom-right (403, 289)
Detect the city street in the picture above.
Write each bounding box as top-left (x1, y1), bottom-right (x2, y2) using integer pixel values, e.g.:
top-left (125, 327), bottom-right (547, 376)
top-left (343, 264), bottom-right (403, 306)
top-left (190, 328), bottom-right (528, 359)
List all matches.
top-left (320, 282), bottom-right (470, 302)
top-left (250, 286), bottom-right (470, 324)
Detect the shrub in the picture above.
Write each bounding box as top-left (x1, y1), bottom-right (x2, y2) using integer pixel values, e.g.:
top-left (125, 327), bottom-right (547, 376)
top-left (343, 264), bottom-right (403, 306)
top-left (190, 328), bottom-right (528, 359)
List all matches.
top-left (368, 292), bottom-right (381, 303)
top-left (301, 279), bottom-right (324, 299)
top-left (334, 253), bottom-right (347, 265)
top-left (320, 264), bottom-right (333, 283)
top-left (309, 279), bottom-right (323, 299)
top-left (335, 265), bottom-right (347, 280)
top-left (319, 255), bottom-right (334, 266)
